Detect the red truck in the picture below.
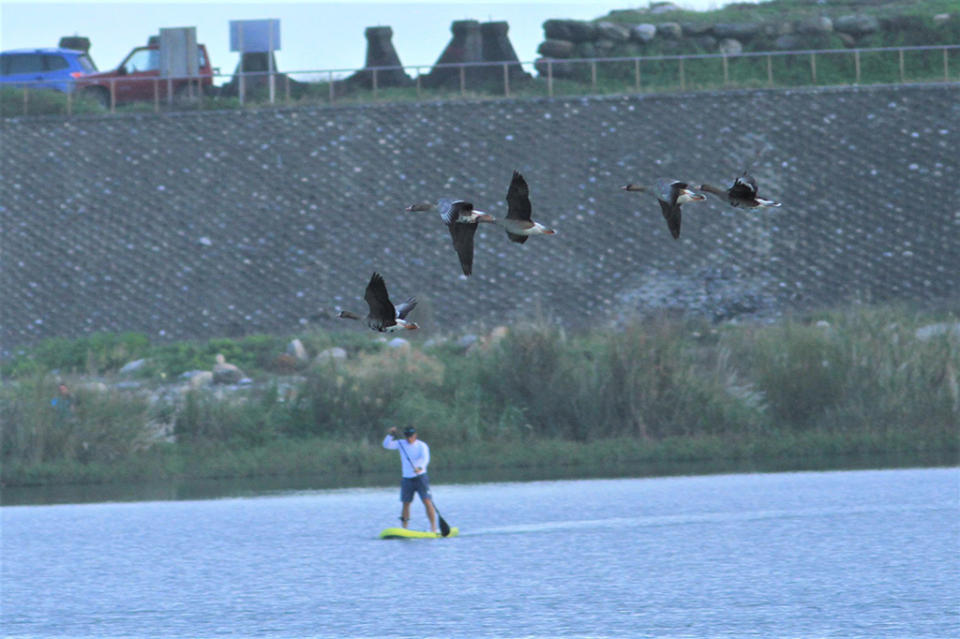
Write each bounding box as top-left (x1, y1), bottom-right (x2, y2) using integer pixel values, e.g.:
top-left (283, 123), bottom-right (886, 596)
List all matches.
top-left (76, 37), bottom-right (215, 108)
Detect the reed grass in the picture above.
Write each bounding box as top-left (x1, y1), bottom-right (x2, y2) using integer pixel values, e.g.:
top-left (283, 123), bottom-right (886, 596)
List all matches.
top-left (1, 303), bottom-right (957, 487)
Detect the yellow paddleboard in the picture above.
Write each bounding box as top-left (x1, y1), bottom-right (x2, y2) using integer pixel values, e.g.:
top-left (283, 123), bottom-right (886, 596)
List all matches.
top-left (379, 527), bottom-right (459, 539)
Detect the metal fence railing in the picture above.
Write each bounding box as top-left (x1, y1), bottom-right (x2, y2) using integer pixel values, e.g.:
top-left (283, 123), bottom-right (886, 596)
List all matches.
top-left (2, 44), bottom-right (958, 117)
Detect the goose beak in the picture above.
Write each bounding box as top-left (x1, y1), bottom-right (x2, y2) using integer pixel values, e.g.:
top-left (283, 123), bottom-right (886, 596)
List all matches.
top-left (476, 212), bottom-right (495, 223)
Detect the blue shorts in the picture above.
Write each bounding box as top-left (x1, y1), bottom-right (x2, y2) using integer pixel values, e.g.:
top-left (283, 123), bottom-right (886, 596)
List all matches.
top-left (400, 474), bottom-right (432, 503)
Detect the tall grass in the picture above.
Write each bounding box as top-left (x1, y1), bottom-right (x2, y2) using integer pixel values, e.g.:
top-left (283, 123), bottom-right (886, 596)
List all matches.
top-left (1, 304), bottom-right (957, 486)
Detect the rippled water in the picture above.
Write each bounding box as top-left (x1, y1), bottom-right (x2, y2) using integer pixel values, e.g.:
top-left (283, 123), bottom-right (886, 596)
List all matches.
top-left (3, 467), bottom-right (958, 638)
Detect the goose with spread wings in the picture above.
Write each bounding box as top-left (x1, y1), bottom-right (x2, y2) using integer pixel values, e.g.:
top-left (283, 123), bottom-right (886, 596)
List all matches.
top-left (698, 173), bottom-right (782, 208)
top-left (406, 199), bottom-right (494, 276)
top-left (337, 272), bottom-right (418, 332)
top-left (495, 171), bottom-right (557, 244)
top-left (622, 178), bottom-right (706, 240)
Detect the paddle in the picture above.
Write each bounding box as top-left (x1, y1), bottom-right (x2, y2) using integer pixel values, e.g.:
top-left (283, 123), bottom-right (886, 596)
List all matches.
top-left (395, 436), bottom-right (451, 537)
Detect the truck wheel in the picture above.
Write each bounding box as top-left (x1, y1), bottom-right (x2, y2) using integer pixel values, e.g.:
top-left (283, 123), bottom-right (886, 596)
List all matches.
top-left (80, 87), bottom-right (110, 109)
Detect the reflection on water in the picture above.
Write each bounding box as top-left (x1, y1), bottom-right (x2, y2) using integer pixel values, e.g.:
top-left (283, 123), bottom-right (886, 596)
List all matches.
top-left (2, 449), bottom-right (954, 507)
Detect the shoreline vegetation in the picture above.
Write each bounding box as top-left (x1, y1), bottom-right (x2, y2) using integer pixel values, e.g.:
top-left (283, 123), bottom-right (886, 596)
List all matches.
top-left (1, 303), bottom-right (958, 494)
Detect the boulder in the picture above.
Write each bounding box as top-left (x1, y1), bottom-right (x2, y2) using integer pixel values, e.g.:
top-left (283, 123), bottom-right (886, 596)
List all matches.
top-left (796, 16), bottom-right (833, 35)
top-left (657, 22), bottom-right (683, 39)
top-left (775, 34), bottom-right (807, 50)
top-left (692, 35), bottom-right (717, 51)
top-left (286, 338), bottom-right (308, 362)
top-left (718, 38), bottom-right (743, 56)
top-left (538, 39), bottom-right (576, 58)
top-left (714, 22), bottom-right (761, 40)
top-left (595, 21), bottom-right (631, 42)
top-left (915, 322), bottom-right (960, 341)
top-left (650, 2), bottom-right (683, 15)
top-left (119, 358), bottom-right (149, 376)
top-left (212, 353), bottom-right (244, 385)
top-left (681, 22), bottom-right (712, 36)
top-left (315, 347), bottom-right (348, 363)
top-left (543, 19), bottom-right (596, 43)
top-left (388, 337), bottom-right (411, 350)
top-left (834, 14), bottom-right (880, 36)
top-left (630, 24), bottom-right (658, 44)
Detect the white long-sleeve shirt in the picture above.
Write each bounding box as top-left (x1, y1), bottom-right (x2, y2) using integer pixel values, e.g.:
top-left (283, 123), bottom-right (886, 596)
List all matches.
top-left (382, 435), bottom-right (430, 478)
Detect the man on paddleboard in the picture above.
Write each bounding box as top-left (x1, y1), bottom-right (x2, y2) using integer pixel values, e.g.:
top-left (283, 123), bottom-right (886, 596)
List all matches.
top-left (383, 426), bottom-right (438, 533)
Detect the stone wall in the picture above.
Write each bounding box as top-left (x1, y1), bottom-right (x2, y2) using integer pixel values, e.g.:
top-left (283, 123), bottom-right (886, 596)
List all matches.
top-left (538, 5), bottom-right (958, 61)
top-left (1, 83), bottom-right (958, 353)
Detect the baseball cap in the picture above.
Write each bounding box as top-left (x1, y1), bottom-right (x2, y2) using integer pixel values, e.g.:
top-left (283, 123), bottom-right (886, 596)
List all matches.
top-left (403, 426), bottom-right (416, 436)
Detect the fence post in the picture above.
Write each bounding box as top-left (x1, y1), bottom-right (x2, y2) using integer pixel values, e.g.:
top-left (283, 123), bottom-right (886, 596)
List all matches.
top-left (460, 65), bottom-right (466, 96)
top-left (285, 75), bottom-right (291, 103)
top-left (679, 58), bottom-right (685, 91)
top-left (153, 77), bottom-right (160, 113)
top-left (854, 49), bottom-right (861, 84)
top-left (591, 60), bottom-right (597, 91)
top-left (109, 78), bottom-right (116, 113)
top-left (767, 54), bottom-right (773, 86)
top-left (810, 52), bottom-right (817, 84)
top-left (503, 63), bottom-right (510, 97)
top-left (328, 70), bottom-right (334, 103)
top-left (372, 67), bottom-right (378, 99)
top-left (944, 47), bottom-right (949, 81)
top-left (22, 87), bottom-right (28, 116)
top-left (899, 48), bottom-right (905, 83)
top-left (722, 54), bottom-right (729, 86)
top-left (416, 68), bottom-right (422, 98)
top-left (547, 60), bottom-right (553, 97)
top-left (634, 58), bottom-right (641, 91)
top-left (66, 87), bottom-right (72, 116)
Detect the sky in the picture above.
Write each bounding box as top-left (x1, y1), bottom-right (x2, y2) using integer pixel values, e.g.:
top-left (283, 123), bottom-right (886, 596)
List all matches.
top-left (0, 1), bottom-right (761, 80)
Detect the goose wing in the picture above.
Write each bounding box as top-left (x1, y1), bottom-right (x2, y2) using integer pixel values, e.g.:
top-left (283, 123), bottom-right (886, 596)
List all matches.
top-left (448, 222), bottom-right (480, 275)
top-left (438, 199), bottom-right (473, 225)
top-left (658, 199), bottom-right (682, 240)
top-left (364, 272), bottom-right (397, 330)
top-left (394, 297), bottom-right (418, 320)
top-left (730, 174), bottom-right (758, 200)
top-left (505, 171), bottom-right (532, 222)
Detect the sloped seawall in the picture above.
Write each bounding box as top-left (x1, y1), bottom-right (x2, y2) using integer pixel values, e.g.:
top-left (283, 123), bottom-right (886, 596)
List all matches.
top-left (1, 83), bottom-right (958, 352)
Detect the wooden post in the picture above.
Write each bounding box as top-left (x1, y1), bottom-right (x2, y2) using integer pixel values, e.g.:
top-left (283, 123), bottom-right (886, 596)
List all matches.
top-left (416, 69), bottom-right (422, 98)
top-left (153, 77), bottom-right (160, 112)
top-left (591, 60), bottom-right (597, 91)
top-left (109, 78), bottom-right (116, 112)
top-left (722, 54), bottom-right (729, 86)
top-left (459, 65), bottom-right (466, 95)
top-left (503, 63), bottom-right (510, 97)
top-left (328, 70), bottom-right (334, 103)
top-left (634, 58), bottom-right (641, 92)
top-left (22, 87), bottom-right (28, 115)
top-left (285, 75), bottom-right (290, 103)
top-left (679, 58), bottom-right (685, 91)
top-left (372, 67), bottom-right (378, 98)
top-left (854, 50), bottom-right (861, 84)
top-left (899, 48), bottom-right (905, 82)
top-left (810, 52), bottom-right (817, 84)
top-left (767, 54), bottom-right (773, 86)
top-left (944, 47), bottom-right (950, 81)
top-left (547, 60), bottom-right (554, 97)
top-left (66, 87), bottom-right (72, 116)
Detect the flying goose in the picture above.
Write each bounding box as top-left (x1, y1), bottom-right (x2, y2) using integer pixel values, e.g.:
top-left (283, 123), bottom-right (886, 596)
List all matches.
top-left (496, 171), bottom-right (556, 243)
top-left (337, 272), bottom-right (418, 332)
top-left (622, 178), bottom-right (706, 239)
top-left (698, 173), bottom-right (782, 208)
top-left (406, 199), bottom-right (494, 276)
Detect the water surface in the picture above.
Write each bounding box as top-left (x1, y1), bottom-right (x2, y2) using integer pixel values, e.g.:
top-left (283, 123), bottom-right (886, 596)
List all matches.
top-left (3, 467), bottom-right (958, 638)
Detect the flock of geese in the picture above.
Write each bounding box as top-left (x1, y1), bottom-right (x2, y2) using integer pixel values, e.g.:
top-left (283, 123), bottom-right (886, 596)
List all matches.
top-left (337, 168), bottom-right (781, 333)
